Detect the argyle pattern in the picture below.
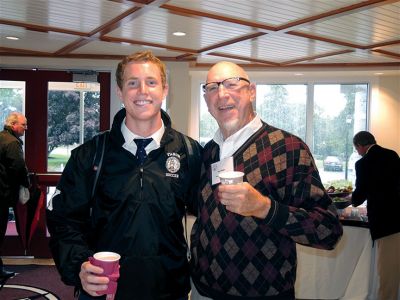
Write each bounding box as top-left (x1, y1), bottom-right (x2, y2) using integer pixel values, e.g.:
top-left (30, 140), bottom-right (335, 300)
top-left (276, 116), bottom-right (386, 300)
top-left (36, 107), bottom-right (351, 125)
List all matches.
top-left (191, 123), bottom-right (342, 299)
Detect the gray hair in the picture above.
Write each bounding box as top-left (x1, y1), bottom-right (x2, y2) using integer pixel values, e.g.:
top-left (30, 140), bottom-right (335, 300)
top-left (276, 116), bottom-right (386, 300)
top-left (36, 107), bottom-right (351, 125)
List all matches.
top-left (4, 111), bottom-right (24, 127)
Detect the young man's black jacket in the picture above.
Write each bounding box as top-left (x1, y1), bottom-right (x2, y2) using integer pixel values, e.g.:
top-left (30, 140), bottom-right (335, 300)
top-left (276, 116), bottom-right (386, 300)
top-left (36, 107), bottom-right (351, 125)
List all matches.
top-left (46, 108), bottom-right (202, 300)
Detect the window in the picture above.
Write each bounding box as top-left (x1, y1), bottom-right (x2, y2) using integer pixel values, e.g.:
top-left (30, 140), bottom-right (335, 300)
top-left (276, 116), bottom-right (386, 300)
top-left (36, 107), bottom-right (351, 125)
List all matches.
top-left (313, 84), bottom-right (367, 185)
top-left (0, 80), bottom-right (25, 132)
top-left (47, 82), bottom-right (100, 172)
top-left (198, 85), bottom-right (218, 146)
top-left (198, 81), bottom-right (368, 186)
top-left (256, 84), bottom-right (307, 141)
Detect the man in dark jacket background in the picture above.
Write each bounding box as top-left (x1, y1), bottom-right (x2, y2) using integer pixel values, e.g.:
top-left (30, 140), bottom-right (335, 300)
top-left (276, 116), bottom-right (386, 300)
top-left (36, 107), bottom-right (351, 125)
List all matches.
top-left (46, 51), bottom-right (202, 300)
top-left (0, 112), bottom-right (29, 278)
top-left (352, 131), bottom-right (400, 300)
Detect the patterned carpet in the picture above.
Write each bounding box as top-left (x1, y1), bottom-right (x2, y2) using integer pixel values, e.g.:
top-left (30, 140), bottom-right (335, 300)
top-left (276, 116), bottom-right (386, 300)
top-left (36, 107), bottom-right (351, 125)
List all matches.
top-left (0, 264), bottom-right (75, 299)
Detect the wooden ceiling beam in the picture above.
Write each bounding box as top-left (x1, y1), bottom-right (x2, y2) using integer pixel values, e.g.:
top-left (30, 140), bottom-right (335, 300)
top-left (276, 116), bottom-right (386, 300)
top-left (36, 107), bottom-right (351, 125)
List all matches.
top-left (0, 19), bottom-right (87, 37)
top-left (366, 39), bottom-right (400, 49)
top-left (160, 4), bottom-right (276, 32)
top-left (101, 36), bottom-right (197, 54)
top-left (280, 50), bottom-right (354, 65)
top-left (198, 32), bottom-right (266, 54)
top-left (276, 0), bottom-right (395, 31)
top-left (287, 31), bottom-right (365, 49)
top-left (48, 1), bottom-right (170, 56)
top-left (194, 62), bottom-right (400, 69)
top-left (206, 52), bottom-right (280, 66)
top-left (371, 49), bottom-right (400, 59)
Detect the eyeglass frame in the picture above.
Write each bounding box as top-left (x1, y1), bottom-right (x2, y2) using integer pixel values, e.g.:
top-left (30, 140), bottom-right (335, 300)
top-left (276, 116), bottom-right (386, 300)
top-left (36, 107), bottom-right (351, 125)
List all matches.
top-left (202, 77), bottom-right (250, 93)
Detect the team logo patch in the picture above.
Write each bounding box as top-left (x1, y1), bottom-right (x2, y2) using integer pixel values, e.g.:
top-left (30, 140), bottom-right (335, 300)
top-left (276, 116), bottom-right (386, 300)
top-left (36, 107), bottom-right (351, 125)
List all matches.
top-left (166, 153), bottom-right (180, 177)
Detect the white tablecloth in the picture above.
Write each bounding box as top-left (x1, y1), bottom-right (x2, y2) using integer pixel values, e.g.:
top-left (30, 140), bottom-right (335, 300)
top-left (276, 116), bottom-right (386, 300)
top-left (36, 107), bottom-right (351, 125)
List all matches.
top-left (295, 226), bottom-right (377, 300)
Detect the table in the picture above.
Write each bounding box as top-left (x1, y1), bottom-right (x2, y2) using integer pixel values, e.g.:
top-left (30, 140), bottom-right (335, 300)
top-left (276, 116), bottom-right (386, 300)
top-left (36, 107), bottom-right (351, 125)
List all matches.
top-left (295, 225), bottom-right (377, 300)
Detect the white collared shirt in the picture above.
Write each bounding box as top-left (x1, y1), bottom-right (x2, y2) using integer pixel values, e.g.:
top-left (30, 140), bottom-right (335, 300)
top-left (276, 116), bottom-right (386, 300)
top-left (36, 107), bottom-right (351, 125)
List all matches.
top-left (213, 114), bottom-right (263, 160)
top-left (121, 118), bottom-right (165, 156)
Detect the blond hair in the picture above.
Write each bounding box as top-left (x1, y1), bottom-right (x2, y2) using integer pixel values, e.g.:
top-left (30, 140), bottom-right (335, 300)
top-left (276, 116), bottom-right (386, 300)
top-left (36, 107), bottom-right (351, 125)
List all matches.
top-left (116, 50), bottom-right (167, 89)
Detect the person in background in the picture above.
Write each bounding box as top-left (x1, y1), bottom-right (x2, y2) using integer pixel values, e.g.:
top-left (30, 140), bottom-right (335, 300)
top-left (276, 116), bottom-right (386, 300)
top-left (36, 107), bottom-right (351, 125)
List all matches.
top-left (351, 131), bottom-right (400, 300)
top-left (0, 112), bottom-right (29, 279)
top-left (46, 50), bottom-right (202, 300)
top-left (190, 61), bottom-right (343, 300)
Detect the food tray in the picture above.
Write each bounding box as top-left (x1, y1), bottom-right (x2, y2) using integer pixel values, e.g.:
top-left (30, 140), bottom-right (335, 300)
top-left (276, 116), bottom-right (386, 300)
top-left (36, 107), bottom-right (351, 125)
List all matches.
top-left (328, 191), bottom-right (352, 198)
top-left (333, 199), bottom-right (351, 209)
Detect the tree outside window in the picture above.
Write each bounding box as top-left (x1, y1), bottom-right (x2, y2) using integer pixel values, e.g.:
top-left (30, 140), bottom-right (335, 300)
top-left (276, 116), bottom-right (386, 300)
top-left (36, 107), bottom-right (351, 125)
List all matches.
top-left (47, 82), bottom-right (100, 172)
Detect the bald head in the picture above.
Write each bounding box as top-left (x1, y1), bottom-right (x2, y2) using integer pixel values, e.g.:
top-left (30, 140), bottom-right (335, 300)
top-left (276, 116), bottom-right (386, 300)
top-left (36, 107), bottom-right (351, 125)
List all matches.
top-left (207, 61), bottom-right (249, 83)
top-left (204, 61), bottom-right (256, 139)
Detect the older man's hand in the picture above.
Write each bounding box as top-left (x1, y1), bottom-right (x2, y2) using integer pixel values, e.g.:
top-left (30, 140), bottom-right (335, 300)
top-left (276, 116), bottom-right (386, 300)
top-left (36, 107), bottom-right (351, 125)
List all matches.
top-left (218, 182), bottom-right (271, 218)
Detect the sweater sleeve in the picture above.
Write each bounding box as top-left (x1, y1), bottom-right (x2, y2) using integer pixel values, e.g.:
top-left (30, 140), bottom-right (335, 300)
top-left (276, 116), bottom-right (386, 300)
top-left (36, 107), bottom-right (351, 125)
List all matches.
top-left (263, 142), bottom-right (343, 250)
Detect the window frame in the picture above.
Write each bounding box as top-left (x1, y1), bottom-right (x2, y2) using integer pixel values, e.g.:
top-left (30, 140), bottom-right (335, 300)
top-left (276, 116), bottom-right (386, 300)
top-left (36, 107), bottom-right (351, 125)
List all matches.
top-left (193, 70), bottom-right (375, 152)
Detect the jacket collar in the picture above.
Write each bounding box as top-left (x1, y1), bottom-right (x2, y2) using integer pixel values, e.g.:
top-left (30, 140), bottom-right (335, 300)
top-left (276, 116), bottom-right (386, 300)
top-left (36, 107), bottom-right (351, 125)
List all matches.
top-left (2, 126), bottom-right (23, 145)
top-left (110, 108), bottom-right (173, 146)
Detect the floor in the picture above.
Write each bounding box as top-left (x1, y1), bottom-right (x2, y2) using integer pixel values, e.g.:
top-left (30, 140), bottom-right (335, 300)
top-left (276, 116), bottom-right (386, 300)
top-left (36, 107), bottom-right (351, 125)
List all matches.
top-left (3, 257), bottom-right (54, 266)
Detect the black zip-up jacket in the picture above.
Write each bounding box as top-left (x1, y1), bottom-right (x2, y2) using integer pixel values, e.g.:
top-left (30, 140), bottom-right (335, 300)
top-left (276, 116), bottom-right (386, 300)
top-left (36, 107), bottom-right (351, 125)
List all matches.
top-left (46, 108), bottom-right (202, 300)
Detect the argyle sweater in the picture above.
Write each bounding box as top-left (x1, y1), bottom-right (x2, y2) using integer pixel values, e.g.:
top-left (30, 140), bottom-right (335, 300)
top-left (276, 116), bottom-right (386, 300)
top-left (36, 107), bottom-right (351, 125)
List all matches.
top-left (190, 123), bottom-right (343, 300)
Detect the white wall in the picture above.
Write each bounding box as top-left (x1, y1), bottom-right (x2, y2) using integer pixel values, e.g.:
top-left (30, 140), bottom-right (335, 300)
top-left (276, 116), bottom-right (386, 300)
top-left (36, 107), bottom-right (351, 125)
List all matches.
top-left (1, 56), bottom-right (399, 153)
top-left (370, 75), bottom-right (400, 154)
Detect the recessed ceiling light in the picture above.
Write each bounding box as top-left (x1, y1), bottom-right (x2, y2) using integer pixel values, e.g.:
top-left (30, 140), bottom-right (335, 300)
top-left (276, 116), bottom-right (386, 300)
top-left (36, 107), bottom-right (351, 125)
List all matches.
top-left (173, 31), bottom-right (186, 37)
top-left (294, 73), bottom-right (304, 76)
top-left (374, 72), bottom-right (384, 75)
top-left (6, 36), bottom-right (19, 40)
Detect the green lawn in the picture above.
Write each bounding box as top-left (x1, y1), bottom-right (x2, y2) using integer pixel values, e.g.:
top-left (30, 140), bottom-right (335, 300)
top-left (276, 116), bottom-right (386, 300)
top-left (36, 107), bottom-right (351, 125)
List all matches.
top-left (48, 153), bottom-right (69, 172)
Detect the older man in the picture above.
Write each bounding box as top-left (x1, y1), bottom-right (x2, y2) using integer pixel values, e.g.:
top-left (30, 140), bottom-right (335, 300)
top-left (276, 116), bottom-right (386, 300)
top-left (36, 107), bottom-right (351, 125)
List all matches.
top-left (190, 62), bottom-right (343, 300)
top-left (0, 112), bottom-right (29, 278)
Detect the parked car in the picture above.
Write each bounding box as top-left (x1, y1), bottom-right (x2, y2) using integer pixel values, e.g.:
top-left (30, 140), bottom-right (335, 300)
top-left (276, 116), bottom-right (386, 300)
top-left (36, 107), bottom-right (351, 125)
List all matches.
top-left (323, 156), bottom-right (343, 172)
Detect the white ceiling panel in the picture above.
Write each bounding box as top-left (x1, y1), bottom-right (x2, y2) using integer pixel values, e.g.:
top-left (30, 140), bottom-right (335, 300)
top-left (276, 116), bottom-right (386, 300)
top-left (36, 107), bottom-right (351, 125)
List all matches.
top-left (167, 0), bottom-right (362, 26)
top-left (107, 8), bottom-right (254, 50)
top-left (0, 0), bottom-right (136, 33)
top-left (0, 0), bottom-right (399, 68)
top-left (298, 3), bottom-right (400, 45)
top-left (0, 24), bottom-right (79, 53)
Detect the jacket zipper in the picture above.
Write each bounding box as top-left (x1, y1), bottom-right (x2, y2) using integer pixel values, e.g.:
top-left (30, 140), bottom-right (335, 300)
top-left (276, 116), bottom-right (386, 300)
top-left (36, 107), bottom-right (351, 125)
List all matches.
top-left (140, 167), bottom-right (144, 189)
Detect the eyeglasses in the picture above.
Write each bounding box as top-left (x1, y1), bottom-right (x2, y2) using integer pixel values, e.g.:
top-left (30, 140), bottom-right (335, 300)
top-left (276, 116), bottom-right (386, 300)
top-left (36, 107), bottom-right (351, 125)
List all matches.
top-left (202, 77), bottom-right (250, 94)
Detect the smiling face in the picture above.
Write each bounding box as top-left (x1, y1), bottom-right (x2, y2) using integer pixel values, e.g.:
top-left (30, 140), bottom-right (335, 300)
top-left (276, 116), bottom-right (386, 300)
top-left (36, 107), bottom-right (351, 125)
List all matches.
top-left (117, 61), bottom-right (168, 135)
top-left (204, 61), bottom-right (256, 139)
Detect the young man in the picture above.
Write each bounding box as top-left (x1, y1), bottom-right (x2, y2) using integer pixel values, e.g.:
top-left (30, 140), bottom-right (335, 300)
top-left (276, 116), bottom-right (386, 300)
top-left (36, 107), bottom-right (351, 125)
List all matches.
top-left (352, 131), bottom-right (400, 300)
top-left (190, 62), bottom-right (343, 300)
top-left (46, 51), bottom-right (202, 300)
top-left (0, 112), bottom-right (29, 279)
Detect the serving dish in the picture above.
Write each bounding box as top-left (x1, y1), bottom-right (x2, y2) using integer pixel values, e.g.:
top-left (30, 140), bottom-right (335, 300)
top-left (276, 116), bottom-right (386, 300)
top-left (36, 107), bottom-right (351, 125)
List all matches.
top-left (331, 197), bottom-right (351, 209)
top-left (328, 191), bottom-right (352, 198)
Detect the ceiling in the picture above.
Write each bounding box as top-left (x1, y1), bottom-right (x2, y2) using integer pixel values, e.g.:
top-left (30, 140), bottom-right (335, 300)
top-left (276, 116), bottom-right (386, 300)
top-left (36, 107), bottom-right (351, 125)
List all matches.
top-left (1, 0), bottom-right (399, 69)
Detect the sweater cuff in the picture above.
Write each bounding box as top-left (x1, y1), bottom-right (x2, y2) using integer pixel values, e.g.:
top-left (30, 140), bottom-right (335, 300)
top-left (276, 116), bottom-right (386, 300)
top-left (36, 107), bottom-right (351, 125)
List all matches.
top-left (263, 197), bottom-right (289, 229)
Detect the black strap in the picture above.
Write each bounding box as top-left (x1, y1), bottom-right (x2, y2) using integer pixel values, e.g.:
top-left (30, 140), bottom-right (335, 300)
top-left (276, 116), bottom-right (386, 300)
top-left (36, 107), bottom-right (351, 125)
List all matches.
top-left (91, 131), bottom-right (109, 200)
top-left (181, 134), bottom-right (201, 262)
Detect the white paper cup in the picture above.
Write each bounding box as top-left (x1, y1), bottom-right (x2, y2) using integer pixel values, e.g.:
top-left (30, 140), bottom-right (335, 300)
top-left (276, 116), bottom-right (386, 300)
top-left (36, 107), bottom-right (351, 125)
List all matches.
top-left (219, 171), bottom-right (244, 185)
